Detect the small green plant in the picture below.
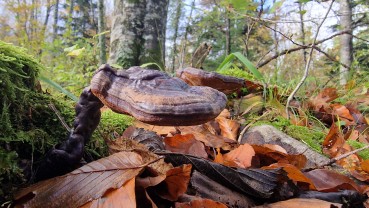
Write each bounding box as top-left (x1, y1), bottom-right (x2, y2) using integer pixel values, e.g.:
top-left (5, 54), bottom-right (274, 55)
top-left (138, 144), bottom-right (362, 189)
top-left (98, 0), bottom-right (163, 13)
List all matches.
top-left (346, 140), bottom-right (369, 160)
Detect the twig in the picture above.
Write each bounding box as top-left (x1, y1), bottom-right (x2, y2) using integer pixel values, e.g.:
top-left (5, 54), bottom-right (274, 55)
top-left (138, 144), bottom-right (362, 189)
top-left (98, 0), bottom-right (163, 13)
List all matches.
top-left (48, 103), bottom-right (72, 132)
top-left (257, 30), bottom-right (350, 68)
top-left (237, 111), bottom-right (270, 143)
top-left (319, 144), bottom-right (369, 168)
top-left (286, 0), bottom-right (336, 119)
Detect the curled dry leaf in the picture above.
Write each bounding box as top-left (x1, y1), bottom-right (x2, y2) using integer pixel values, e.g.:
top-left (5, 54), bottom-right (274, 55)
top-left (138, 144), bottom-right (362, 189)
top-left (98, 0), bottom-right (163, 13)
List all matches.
top-left (304, 169), bottom-right (362, 193)
top-left (177, 125), bottom-right (236, 149)
top-left (155, 164), bottom-right (192, 201)
top-left (175, 198), bottom-right (227, 208)
top-left (252, 145), bottom-right (307, 169)
top-left (15, 152), bottom-right (147, 208)
top-left (80, 177), bottom-right (136, 208)
top-left (308, 88), bottom-right (338, 111)
top-left (215, 116), bottom-right (240, 141)
top-left (262, 163), bottom-right (316, 191)
top-left (219, 144), bottom-right (255, 168)
top-left (164, 134), bottom-right (208, 158)
top-left (253, 198), bottom-right (342, 208)
top-left (322, 123), bottom-right (348, 158)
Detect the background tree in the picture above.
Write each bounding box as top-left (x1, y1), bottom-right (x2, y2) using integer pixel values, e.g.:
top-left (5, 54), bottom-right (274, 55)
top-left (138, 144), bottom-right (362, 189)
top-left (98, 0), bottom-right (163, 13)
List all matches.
top-left (109, 0), bottom-right (168, 69)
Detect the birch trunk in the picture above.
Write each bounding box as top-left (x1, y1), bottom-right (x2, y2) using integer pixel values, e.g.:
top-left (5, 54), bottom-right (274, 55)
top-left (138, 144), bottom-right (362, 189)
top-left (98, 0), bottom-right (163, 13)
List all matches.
top-left (141, 0), bottom-right (169, 69)
top-left (109, 0), bottom-right (145, 67)
top-left (97, 0), bottom-right (107, 65)
top-left (339, 0), bottom-right (353, 85)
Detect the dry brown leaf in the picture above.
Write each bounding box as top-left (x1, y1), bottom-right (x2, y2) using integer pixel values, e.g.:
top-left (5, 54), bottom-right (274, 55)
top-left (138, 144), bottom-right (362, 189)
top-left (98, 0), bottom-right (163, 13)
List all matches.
top-left (80, 177), bottom-right (136, 208)
top-left (133, 120), bottom-right (177, 136)
top-left (15, 152), bottom-right (146, 208)
top-left (252, 145), bottom-right (307, 169)
top-left (221, 144), bottom-right (255, 168)
top-left (304, 169), bottom-right (361, 193)
top-left (164, 134), bottom-right (208, 158)
top-left (155, 164), bottom-right (192, 201)
top-left (361, 160), bottom-right (369, 173)
top-left (263, 144), bottom-right (287, 154)
top-left (331, 103), bottom-right (355, 125)
top-left (105, 134), bottom-right (172, 175)
top-left (308, 88), bottom-right (338, 111)
top-left (262, 163), bottom-right (316, 190)
top-left (177, 125), bottom-right (236, 148)
top-left (254, 198), bottom-right (342, 208)
top-left (215, 116), bottom-right (240, 140)
top-left (175, 198), bottom-right (227, 208)
top-left (322, 123), bottom-right (347, 157)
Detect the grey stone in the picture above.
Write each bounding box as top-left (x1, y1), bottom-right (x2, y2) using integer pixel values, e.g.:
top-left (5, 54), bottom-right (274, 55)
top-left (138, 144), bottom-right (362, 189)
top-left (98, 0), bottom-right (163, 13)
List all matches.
top-left (241, 125), bottom-right (330, 169)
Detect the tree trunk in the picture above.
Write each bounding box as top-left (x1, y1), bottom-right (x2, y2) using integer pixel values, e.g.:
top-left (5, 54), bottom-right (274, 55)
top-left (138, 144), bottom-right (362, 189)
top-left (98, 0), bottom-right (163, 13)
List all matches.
top-left (179, 0), bottom-right (195, 69)
top-left (52, 0), bottom-right (59, 42)
top-left (109, 0), bottom-right (146, 67)
top-left (141, 0), bottom-right (169, 69)
top-left (225, 12), bottom-right (231, 56)
top-left (43, 0), bottom-right (52, 38)
top-left (298, 2), bottom-right (307, 65)
top-left (97, 0), bottom-right (106, 65)
top-left (339, 0), bottom-right (353, 85)
top-left (171, 1), bottom-right (182, 73)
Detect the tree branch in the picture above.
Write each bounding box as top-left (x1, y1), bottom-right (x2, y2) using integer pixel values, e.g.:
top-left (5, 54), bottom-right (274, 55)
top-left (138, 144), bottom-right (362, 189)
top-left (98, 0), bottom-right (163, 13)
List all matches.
top-left (257, 29), bottom-right (350, 68)
top-left (286, 0), bottom-right (336, 119)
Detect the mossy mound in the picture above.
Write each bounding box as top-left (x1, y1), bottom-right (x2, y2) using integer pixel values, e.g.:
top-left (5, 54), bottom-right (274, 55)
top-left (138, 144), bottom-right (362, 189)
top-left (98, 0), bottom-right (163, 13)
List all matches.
top-left (0, 41), bottom-right (76, 201)
top-left (0, 41), bottom-right (134, 202)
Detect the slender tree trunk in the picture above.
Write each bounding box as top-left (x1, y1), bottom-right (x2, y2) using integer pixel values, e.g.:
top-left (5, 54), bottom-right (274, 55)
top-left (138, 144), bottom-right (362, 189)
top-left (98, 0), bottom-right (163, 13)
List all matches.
top-left (339, 0), bottom-right (353, 85)
top-left (97, 0), bottom-right (106, 65)
top-left (141, 0), bottom-right (169, 69)
top-left (109, 0), bottom-right (146, 67)
top-left (171, 1), bottom-right (182, 72)
top-left (179, 0), bottom-right (195, 69)
top-left (43, 0), bottom-right (52, 37)
top-left (225, 11), bottom-right (231, 56)
top-left (52, 0), bottom-right (59, 42)
top-left (298, 2), bottom-right (307, 65)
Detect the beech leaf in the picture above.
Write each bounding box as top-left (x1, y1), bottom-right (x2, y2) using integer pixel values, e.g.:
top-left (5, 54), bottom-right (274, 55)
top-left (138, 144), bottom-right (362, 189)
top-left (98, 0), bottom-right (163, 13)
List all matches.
top-left (15, 152), bottom-right (147, 208)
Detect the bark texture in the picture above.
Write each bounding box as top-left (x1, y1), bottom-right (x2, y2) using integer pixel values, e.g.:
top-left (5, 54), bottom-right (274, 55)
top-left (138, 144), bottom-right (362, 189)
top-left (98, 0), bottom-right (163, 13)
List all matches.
top-left (52, 0), bottom-right (59, 42)
top-left (97, 0), bottom-right (107, 65)
top-left (339, 0), bottom-right (353, 85)
top-left (109, 0), bottom-right (168, 69)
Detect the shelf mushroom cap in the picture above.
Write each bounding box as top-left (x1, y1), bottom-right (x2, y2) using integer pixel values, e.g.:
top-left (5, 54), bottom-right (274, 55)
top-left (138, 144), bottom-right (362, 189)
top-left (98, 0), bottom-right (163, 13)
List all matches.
top-left (176, 67), bottom-right (245, 94)
top-left (90, 65), bottom-right (227, 126)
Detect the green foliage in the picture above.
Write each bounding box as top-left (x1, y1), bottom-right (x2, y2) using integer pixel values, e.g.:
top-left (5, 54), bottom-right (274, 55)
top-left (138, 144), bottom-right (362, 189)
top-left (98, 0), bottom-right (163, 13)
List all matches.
top-left (346, 140), bottom-right (369, 160)
top-left (87, 109), bottom-right (134, 160)
top-left (41, 38), bottom-right (99, 95)
top-left (217, 52), bottom-right (265, 82)
top-left (217, 66), bottom-right (253, 80)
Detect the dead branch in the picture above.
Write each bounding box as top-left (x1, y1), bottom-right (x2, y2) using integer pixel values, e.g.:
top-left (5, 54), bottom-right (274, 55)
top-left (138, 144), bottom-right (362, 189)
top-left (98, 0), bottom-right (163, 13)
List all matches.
top-left (286, 0), bottom-right (336, 119)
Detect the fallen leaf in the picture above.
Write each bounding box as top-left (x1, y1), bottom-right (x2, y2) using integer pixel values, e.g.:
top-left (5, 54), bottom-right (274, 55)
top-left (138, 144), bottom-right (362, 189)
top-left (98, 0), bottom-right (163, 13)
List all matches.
top-left (155, 164), bottom-right (192, 201)
top-left (133, 120), bottom-right (177, 136)
top-left (175, 198), bottom-right (227, 208)
top-left (252, 145), bottom-right (307, 169)
top-left (80, 177), bottom-right (136, 208)
top-left (308, 88), bottom-right (338, 111)
top-left (263, 163), bottom-right (316, 190)
top-left (105, 134), bottom-right (172, 175)
top-left (164, 134), bottom-right (208, 158)
top-left (322, 123), bottom-right (347, 157)
top-left (15, 152), bottom-right (146, 208)
top-left (221, 144), bottom-right (255, 168)
top-left (177, 125), bottom-right (235, 148)
top-left (304, 169), bottom-right (361, 193)
top-left (164, 153), bottom-right (291, 199)
top-left (253, 198), bottom-right (342, 208)
top-left (215, 116), bottom-right (240, 140)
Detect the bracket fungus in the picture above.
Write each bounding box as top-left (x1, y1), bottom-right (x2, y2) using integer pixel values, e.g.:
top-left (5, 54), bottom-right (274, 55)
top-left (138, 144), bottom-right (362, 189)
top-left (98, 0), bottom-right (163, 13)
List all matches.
top-left (42, 65), bottom-right (227, 177)
top-left (176, 67), bottom-right (245, 94)
top-left (91, 65), bottom-right (227, 126)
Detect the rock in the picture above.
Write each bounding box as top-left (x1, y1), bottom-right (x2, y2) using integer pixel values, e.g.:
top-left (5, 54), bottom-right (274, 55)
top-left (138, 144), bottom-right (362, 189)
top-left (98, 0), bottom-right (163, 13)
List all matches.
top-left (240, 125), bottom-right (330, 169)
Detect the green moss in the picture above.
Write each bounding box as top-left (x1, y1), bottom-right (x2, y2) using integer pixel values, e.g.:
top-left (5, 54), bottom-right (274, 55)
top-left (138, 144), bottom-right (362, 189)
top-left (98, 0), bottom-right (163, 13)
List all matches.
top-left (217, 67), bottom-right (253, 80)
top-left (346, 140), bottom-right (369, 160)
top-left (285, 125), bottom-right (325, 153)
top-left (87, 109), bottom-right (134, 160)
top-left (253, 116), bottom-right (325, 153)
